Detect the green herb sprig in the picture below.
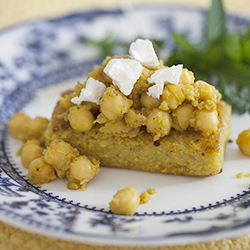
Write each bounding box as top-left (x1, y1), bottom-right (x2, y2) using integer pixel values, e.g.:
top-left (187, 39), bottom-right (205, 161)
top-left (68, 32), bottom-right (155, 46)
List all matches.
top-left (167, 0), bottom-right (250, 114)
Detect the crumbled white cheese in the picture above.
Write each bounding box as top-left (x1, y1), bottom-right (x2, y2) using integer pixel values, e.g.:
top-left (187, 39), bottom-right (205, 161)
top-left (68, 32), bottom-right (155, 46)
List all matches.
top-left (129, 39), bottom-right (159, 68)
top-left (71, 77), bottom-right (106, 105)
top-left (103, 58), bottom-right (143, 96)
top-left (147, 64), bottom-right (183, 99)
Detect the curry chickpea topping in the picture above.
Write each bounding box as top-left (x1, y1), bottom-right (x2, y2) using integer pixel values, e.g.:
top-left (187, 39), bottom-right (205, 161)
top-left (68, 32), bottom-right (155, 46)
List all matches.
top-left (61, 55), bottom-right (221, 142)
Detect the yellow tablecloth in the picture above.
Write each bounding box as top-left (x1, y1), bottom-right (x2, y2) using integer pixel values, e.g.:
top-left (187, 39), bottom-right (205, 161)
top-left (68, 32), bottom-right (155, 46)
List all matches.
top-left (0, 0), bottom-right (250, 249)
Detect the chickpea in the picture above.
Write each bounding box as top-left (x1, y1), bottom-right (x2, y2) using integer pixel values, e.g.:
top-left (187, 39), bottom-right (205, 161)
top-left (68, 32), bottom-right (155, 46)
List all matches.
top-left (23, 117), bottom-right (49, 141)
top-left (27, 157), bottom-right (56, 186)
top-left (146, 109), bottom-right (172, 140)
top-left (21, 140), bottom-right (44, 168)
top-left (179, 69), bottom-right (195, 85)
top-left (109, 187), bottom-right (140, 215)
top-left (100, 86), bottom-right (133, 121)
top-left (67, 156), bottom-right (100, 191)
top-left (176, 104), bottom-right (194, 130)
top-left (70, 157), bottom-right (93, 182)
top-left (7, 112), bottom-right (30, 138)
top-left (140, 92), bottom-right (160, 109)
top-left (43, 139), bottom-right (79, 178)
top-left (195, 109), bottom-right (218, 133)
top-left (168, 95), bottom-right (179, 110)
top-left (67, 182), bottom-right (80, 190)
top-left (59, 93), bottom-right (75, 110)
top-left (237, 129), bottom-right (250, 156)
top-left (68, 106), bottom-right (95, 132)
top-left (8, 113), bottom-right (48, 142)
top-left (167, 84), bottom-right (185, 104)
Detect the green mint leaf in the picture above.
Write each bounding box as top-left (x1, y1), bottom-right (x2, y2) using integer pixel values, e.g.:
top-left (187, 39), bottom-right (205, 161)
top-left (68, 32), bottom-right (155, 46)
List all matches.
top-left (241, 41), bottom-right (250, 62)
top-left (218, 60), bottom-right (250, 88)
top-left (172, 33), bottom-right (197, 54)
top-left (241, 26), bottom-right (250, 41)
top-left (84, 33), bottom-right (117, 56)
top-left (151, 39), bottom-right (165, 50)
top-left (218, 80), bottom-right (250, 114)
top-left (94, 33), bottom-right (117, 56)
top-left (224, 34), bottom-right (242, 62)
top-left (206, 0), bottom-right (226, 43)
top-left (239, 27), bottom-right (250, 63)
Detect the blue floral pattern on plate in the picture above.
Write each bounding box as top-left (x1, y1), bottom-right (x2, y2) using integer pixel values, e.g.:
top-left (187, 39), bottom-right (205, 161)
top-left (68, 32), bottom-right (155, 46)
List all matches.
top-left (0, 5), bottom-right (250, 247)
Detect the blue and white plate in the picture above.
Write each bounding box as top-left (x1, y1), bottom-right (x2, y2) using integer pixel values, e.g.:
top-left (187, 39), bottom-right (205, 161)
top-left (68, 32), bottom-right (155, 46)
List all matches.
top-left (0, 5), bottom-right (250, 247)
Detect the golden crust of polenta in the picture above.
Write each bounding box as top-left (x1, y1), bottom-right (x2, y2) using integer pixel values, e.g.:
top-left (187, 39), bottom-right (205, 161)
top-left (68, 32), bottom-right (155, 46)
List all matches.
top-left (43, 98), bottom-right (231, 177)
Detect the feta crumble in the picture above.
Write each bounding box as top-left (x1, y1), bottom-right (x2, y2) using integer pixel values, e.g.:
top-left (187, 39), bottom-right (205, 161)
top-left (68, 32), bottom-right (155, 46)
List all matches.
top-left (71, 77), bottom-right (106, 105)
top-left (129, 39), bottom-right (159, 68)
top-left (147, 64), bottom-right (183, 99)
top-left (104, 58), bottom-right (143, 96)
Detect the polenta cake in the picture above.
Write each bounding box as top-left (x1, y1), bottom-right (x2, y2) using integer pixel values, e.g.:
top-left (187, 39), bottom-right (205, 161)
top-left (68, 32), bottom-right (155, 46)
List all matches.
top-left (43, 39), bottom-right (231, 177)
top-left (8, 39), bottom-right (231, 191)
